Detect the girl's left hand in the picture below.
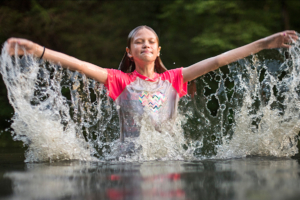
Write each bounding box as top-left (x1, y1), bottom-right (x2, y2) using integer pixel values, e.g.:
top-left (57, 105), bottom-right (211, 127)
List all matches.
top-left (263, 30), bottom-right (298, 49)
top-left (6, 38), bottom-right (37, 56)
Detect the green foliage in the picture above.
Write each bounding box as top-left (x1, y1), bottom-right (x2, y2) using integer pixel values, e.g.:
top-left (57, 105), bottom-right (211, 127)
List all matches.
top-left (159, 0), bottom-right (286, 66)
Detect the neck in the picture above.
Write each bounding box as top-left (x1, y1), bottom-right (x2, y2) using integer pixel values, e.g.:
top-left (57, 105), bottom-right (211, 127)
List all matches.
top-left (135, 62), bottom-right (155, 78)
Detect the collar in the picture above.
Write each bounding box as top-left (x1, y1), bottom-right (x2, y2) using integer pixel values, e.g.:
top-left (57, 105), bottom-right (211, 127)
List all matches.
top-left (133, 70), bottom-right (159, 82)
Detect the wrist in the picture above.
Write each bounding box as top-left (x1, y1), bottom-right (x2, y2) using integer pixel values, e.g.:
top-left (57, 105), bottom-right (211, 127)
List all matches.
top-left (255, 38), bottom-right (266, 51)
top-left (34, 44), bottom-right (44, 58)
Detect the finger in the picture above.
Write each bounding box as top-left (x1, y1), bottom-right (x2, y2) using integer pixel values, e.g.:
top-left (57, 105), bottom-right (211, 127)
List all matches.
top-left (284, 36), bottom-right (298, 44)
top-left (285, 30), bottom-right (297, 35)
top-left (6, 41), bottom-right (15, 48)
top-left (282, 30), bottom-right (297, 36)
top-left (7, 38), bottom-right (20, 45)
top-left (8, 49), bottom-right (15, 56)
top-left (7, 38), bottom-right (25, 47)
top-left (287, 34), bottom-right (298, 39)
top-left (282, 31), bottom-right (297, 39)
top-left (286, 32), bottom-right (298, 39)
top-left (17, 39), bottom-right (28, 46)
top-left (289, 34), bottom-right (298, 38)
top-left (282, 44), bottom-right (291, 48)
top-left (7, 41), bottom-right (20, 50)
top-left (6, 38), bottom-right (15, 43)
top-left (6, 40), bottom-right (23, 56)
top-left (289, 38), bottom-right (298, 44)
top-left (6, 42), bottom-right (16, 56)
top-left (290, 35), bottom-right (298, 41)
top-left (7, 46), bottom-right (19, 56)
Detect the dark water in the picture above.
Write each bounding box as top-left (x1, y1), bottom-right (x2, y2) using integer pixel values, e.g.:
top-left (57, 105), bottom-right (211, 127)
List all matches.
top-left (1, 149), bottom-right (300, 200)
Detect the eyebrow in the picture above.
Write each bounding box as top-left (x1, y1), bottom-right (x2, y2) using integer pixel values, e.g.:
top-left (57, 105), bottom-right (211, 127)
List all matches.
top-left (134, 37), bottom-right (156, 41)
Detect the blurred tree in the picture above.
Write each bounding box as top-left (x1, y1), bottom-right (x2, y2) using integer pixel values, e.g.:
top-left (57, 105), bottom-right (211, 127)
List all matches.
top-left (159, 0), bottom-right (294, 67)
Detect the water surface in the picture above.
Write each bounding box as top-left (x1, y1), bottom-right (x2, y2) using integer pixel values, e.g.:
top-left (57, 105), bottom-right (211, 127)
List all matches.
top-left (1, 149), bottom-right (300, 200)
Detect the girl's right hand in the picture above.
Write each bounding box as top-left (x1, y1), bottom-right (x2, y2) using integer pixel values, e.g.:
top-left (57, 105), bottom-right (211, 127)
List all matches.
top-left (6, 38), bottom-right (38, 56)
top-left (263, 31), bottom-right (298, 49)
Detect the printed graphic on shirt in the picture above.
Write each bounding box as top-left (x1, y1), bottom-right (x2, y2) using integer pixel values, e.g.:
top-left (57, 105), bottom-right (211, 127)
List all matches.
top-left (139, 91), bottom-right (166, 112)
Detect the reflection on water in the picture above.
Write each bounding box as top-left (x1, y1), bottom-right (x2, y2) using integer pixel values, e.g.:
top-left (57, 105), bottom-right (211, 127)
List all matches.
top-left (2, 157), bottom-right (300, 200)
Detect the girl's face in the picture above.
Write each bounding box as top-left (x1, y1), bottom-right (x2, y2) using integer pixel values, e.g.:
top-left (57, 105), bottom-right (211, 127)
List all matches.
top-left (126, 28), bottom-right (161, 64)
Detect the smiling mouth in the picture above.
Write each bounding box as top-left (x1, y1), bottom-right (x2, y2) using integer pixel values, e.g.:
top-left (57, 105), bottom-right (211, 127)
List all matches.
top-left (141, 51), bottom-right (152, 54)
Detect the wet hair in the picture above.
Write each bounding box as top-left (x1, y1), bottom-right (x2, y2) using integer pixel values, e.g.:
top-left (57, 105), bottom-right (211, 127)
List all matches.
top-left (118, 25), bottom-right (167, 73)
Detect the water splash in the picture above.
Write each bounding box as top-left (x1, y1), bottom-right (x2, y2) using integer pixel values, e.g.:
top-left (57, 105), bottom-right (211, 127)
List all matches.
top-left (184, 37), bottom-right (300, 158)
top-left (1, 38), bottom-right (300, 162)
top-left (0, 44), bottom-right (99, 162)
top-left (217, 49), bottom-right (300, 158)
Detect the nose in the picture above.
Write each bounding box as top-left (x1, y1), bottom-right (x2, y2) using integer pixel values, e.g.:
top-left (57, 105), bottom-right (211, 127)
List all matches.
top-left (143, 41), bottom-right (150, 48)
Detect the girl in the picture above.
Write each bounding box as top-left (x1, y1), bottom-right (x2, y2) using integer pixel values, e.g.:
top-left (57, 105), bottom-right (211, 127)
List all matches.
top-left (6, 26), bottom-right (298, 143)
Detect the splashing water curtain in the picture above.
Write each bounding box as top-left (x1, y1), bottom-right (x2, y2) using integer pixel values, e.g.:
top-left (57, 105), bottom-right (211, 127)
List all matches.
top-left (1, 37), bottom-right (300, 162)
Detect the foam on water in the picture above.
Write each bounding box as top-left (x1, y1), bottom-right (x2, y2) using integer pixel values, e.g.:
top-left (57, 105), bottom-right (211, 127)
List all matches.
top-left (1, 38), bottom-right (300, 162)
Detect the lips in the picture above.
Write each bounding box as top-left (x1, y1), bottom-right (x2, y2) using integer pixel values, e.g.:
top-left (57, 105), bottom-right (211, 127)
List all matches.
top-left (141, 50), bottom-right (152, 54)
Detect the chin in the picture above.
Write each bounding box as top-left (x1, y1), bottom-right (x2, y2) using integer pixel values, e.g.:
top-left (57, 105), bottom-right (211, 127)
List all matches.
top-left (144, 58), bottom-right (156, 62)
top-left (140, 55), bottom-right (154, 61)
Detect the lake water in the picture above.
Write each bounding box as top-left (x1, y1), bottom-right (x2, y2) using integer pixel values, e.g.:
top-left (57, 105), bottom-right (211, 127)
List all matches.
top-left (1, 149), bottom-right (300, 200)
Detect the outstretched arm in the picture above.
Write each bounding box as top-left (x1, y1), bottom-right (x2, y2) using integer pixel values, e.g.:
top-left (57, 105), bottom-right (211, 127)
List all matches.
top-left (6, 38), bottom-right (108, 84)
top-left (183, 31), bottom-right (298, 83)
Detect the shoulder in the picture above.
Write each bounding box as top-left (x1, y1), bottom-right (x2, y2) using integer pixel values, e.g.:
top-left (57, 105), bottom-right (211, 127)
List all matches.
top-left (107, 69), bottom-right (130, 78)
top-left (106, 69), bottom-right (136, 82)
top-left (160, 68), bottom-right (187, 97)
top-left (159, 68), bottom-right (183, 81)
top-left (105, 69), bottom-right (136, 101)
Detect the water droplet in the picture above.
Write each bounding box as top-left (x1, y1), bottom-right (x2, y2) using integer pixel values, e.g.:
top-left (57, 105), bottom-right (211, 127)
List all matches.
top-left (220, 104), bottom-right (226, 111)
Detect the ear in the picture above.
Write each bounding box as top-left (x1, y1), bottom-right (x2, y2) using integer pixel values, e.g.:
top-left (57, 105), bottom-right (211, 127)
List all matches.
top-left (126, 47), bottom-right (132, 58)
top-left (158, 46), bottom-right (161, 56)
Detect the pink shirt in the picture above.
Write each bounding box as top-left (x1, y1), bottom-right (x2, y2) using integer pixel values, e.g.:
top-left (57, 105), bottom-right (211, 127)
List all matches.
top-left (105, 68), bottom-right (187, 141)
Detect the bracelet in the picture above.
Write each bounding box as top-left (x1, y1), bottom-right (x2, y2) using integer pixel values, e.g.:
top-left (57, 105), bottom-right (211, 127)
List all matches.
top-left (40, 46), bottom-right (45, 60)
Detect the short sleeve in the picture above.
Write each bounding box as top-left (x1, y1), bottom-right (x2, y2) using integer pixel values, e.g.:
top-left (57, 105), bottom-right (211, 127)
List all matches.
top-left (104, 69), bottom-right (132, 101)
top-left (160, 68), bottom-right (187, 98)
